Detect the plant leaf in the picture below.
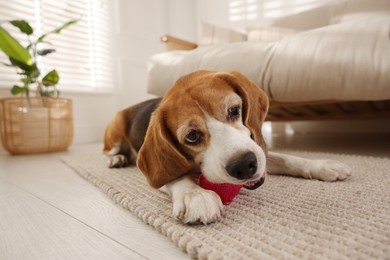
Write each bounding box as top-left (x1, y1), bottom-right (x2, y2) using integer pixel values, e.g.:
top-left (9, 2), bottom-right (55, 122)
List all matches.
top-left (10, 57), bottom-right (32, 70)
top-left (9, 58), bottom-right (39, 77)
top-left (42, 69), bottom-right (59, 86)
top-left (9, 20), bottom-right (33, 35)
top-left (37, 49), bottom-right (56, 56)
top-left (11, 85), bottom-right (26, 95)
top-left (29, 66), bottom-right (40, 78)
top-left (20, 77), bottom-right (33, 85)
top-left (40, 90), bottom-right (57, 97)
top-left (0, 26), bottom-right (33, 65)
top-left (37, 18), bottom-right (80, 43)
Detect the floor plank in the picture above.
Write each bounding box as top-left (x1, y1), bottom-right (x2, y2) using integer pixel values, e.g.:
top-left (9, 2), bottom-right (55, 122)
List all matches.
top-left (0, 144), bottom-right (189, 260)
top-left (0, 178), bottom-right (144, 260)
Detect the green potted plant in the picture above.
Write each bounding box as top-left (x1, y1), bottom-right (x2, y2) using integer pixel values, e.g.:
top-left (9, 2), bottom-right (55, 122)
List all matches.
top-left (0, 19), bottom-right (78, 154)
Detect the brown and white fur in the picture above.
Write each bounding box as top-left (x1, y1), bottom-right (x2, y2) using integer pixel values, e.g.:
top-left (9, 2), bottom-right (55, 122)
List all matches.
top-left (103, 70), bottom-right (351, 224)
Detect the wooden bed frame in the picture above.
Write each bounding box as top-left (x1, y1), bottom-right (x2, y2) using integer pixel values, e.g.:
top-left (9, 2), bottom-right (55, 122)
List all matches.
top-left (161, 35), bottom-right (390, 121)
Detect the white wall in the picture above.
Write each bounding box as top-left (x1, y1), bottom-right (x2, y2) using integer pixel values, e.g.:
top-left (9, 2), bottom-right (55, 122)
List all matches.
top-left (113, 0), bottom-right (166, 108)
top-left (113, 0), bottom-right (197, 108)
top-left (167, 0), bottom-right (197, 41)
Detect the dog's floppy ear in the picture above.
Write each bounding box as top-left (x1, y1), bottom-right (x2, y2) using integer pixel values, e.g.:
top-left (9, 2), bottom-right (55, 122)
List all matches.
top-left (137, 109), bottom-right (193, 189)
top-left (220, 71), bottom-right (269, 148)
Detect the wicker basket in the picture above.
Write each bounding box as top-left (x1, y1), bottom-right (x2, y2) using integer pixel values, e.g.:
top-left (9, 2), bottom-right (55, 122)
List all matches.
top-left (0, 97), bottom-right (73, 155)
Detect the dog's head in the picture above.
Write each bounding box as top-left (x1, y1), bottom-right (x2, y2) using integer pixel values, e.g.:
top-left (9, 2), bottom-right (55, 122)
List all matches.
top-left (137, 70), bottom-right (269, 189)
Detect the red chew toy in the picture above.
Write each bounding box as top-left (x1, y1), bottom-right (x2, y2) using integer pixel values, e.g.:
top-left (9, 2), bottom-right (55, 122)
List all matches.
top-left (199, 173), bottom-right (242, 205)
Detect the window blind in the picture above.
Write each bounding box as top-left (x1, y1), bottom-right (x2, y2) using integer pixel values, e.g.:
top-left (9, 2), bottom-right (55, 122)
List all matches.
top-left (0, 0), bottom-right (36, 87)
top-left (0, 0), bottom-right (113, 93)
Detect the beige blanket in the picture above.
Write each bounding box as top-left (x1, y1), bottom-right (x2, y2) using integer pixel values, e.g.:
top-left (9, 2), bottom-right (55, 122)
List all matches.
top-left (147, 16), bottom-right (390, 102)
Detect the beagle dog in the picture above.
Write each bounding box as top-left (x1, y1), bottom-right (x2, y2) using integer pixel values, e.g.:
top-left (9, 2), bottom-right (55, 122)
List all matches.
top-left (103, 70), bottom-right (351, 224)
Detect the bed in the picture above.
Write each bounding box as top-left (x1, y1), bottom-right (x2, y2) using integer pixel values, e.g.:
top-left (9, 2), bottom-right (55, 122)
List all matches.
top-left (146, 0), bottom-right (390, 121)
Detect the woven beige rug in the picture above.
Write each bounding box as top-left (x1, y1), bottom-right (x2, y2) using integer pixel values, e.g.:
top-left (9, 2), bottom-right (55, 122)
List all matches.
top-left (62, 151), bottom-right (390, 259)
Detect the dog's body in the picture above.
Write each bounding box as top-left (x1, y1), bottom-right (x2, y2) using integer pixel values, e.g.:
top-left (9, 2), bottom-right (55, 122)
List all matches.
top-left (104, 71), bottom-right (351, 224)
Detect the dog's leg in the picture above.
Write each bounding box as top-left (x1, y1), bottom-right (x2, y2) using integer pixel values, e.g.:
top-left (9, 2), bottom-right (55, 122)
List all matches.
top-left (106, 145), bottom-right (127, 168)
top-left (160, 175), bottom-right (224, 224)
top-left (267, 151), bottom-right (352, 181)
top-left (106, 141), bottom-right (136, 168)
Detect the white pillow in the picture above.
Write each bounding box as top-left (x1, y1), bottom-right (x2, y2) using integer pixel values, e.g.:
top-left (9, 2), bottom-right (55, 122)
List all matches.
top-left (246, 26), bottom-right (298, 42)
top-left (198, 22), bottom-right (247, 46)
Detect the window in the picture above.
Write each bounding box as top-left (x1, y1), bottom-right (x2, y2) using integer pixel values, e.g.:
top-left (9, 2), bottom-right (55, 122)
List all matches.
top-left (229, 0), bottom-right (324, 22)
top-left (0, 0), bottom-right (113, 93)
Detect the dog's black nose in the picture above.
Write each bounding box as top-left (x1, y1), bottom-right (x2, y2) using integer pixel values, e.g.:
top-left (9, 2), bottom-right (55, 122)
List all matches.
top-left (225, 152), bottom-right (257, 180)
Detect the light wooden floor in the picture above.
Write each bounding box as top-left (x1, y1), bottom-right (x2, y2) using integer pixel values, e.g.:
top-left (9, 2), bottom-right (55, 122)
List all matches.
top-left (0, 143), bottom-right (188, 260)
top-left (1, 133), bottom-right (389, 259)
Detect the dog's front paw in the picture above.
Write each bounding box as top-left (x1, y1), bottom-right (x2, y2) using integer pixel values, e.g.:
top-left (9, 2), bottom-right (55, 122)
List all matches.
top-left (107, 155), bottom-right (129, 168)
top-left (308, 160), bottom-right (352, 181)
top-left (172, 188), bottom-right (223, 225)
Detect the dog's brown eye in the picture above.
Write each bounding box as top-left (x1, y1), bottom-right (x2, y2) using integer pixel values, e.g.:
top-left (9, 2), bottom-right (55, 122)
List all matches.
top-left (186, 130), bottom-right (201, 144)
top-left (227, 105), bottom-right (240, 121)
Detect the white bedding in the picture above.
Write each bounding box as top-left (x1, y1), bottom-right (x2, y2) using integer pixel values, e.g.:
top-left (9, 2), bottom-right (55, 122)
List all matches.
top-left (147, 16), bottom-right (390, 102)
